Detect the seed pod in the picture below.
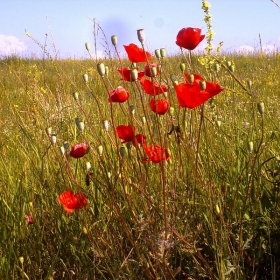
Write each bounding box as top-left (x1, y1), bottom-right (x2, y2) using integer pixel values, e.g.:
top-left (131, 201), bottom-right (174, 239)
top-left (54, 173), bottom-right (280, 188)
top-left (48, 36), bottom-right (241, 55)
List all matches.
top-left (155, 49), bottom-right (160, 58)
top-left (160, 48), bottom-right (166, 58)
top-left (97, 63), bottom-right (105, 77)
top-left (83, 74), bottom-right (89, 83)
top-left (111, 35), bottom-right (117, 46)
top-left (180, 63), bottom-right (186, 72)
top-left (257, 102), bottom-right (265, 114)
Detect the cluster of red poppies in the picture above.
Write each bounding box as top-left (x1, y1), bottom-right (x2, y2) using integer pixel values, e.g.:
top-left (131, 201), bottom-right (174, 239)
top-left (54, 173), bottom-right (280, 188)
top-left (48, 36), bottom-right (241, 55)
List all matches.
top-left (55, 27), bottom-right (223, 215)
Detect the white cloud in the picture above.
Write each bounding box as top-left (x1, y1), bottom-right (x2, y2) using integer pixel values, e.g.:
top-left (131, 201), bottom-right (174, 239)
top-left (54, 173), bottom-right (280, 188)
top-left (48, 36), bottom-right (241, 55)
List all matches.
top-left (262, 44), bottom-right (278, 54)
top-left (0, 34), bottom-right (27, 56)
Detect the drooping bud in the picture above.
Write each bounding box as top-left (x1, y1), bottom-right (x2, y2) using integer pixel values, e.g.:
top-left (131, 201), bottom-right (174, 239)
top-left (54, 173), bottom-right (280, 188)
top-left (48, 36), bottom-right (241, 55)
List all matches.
top-left (77, 120), bottom-right (85, 132)
top-left (85, 161), bottom-right (91, 171)
top-left (169, 106), bottom-right (175, 116)
top-left (247, 80), bottom-right (252, 89)
top-left (229, 65), bottom-right (235, 73)
top-left (214, 63), bottom-right (220, 72)
top-left (126, 141), bottom-right (133, 150)
top-left (180, 63), bottom-right (186, 72)
top-left (137, 29), bottom-right (145, 44)
top-left (155, 49), bottom-right (160, 58)
top-left (131, 68), bottom-right (138, 81)
top-left (188, 74), bottom-right (194, 84)
top-left (160, 48), bottom-right (166, 58)
top-left (105, 66), bottom-right (109, 76)
top-left (132, 62), bottom-right (137, 69)
top-left (73, 92), bottom-right (79, 101)
top-left (83, 74), bottom-right (89, 83)
top-left (63, 141), bottom-right (69, 150)
top-left (46, 127), bottom-right (52, 136)
top-left (141, 116), bottom-right (146, 125)
top-left (226, 61), bottom-right (232, 68)
top-left (119, 146), bottom-right (127, 158)
top-left (60, 145), bottom-right (65, 155)
top-left (247, 141), bottom-right (254, 153)
top-left (50, 134), bottom-right (57, 145)
top-left (103, 120), bottom-right (109, 131)
top-left (199, 80), bottom-right (206, 90)
top-left (150, 66), bottom-right (157, 77)
top-left (216, 120), bottom-right (222, 128)
top-left (111, 35), bottom-right (118, 46)
top-left (129, 105), bottom-right (135, 116)
top-left (97, 145), bottom-right (103, 156)
top-left (257, 102), bottom-right (265, 115)
top-left (85, 42), bottom-right (90, 51)
top-left (97, 63), bottom-right (106, 77)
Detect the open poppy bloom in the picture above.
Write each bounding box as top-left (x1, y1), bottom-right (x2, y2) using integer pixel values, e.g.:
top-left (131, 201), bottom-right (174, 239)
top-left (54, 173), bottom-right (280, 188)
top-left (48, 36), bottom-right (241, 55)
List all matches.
top-left (149, 98), bottom-right (170, 115)
top-left (175, 73), bottom-right (223, 109)
top-left (140, 77), bottom-right (168, 96)
top-left (142, 145), bottom-right (171, 163)
top-left (58, 190), bottom-right (87, 214)
top-left (144, 63), bottom-right (159, 77)
top-left (69, 143), bottom-right (89, 158)
top-left (118, 67), bottom-right (144, 81)
top-left (116, 125), bottom-right (146, 147)
top-left (108, 86), bottom-right (130, 103)
top-left (123, 43), bottom-right (152, 63)
top-left (25, 213), bottom-right (33, 224)
top-left (176, 27), bottom-right (205, 50)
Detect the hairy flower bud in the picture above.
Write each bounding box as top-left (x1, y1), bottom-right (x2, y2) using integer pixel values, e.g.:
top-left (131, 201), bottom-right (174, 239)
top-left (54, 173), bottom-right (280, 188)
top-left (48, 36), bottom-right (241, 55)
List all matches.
top-left (97, 145), bottom-right (103, 156)
top-left (155, 49), bottom-right (160, 58)
top-left (199, 80), bottom-right (206, 90)
top-left (180, 63), bottom-right (186, 72)
top-left (188, 74), bottom-right (194, 84)
top-left (131, 68), bottom-right (138, 81)
top-left (257, 102), bottom-right (265, 115)
top-left (129, 105), bottom-right (135, 116)
top-left (85, 42), bottom-right (90, 51)
top-left (247, 141), bottom-right (254, 153)
top-left (137, 29), bottom-right (145, 44)
top-left (160, 48), bottom-right (166, 58)
top-left (120, 146), bottom-right (127, 158)
top-left (97, 63), bottom-right (106, 77)
top-left (73, 92), bottom-right (79, 101)
top-left (105, 66), bottom-right (109, 76)
top-left (83, 74), bottom-right (88, 83)
top-left (111, 35), bottom-right (118, 46)
top-left (247, 80), bottom-right (252, 89)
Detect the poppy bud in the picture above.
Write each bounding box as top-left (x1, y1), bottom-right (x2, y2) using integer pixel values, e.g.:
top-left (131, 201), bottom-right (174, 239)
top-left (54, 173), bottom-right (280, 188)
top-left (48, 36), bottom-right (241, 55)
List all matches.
top-left (160, 48), bottom-right (166, 58)
top-left (85, 42), bottom-right (90, 51)
top-left (77, 121), bottom-right (85, 132)
top-left (137, 29), bottom-right (145, 44)
top-left (215, 204), bottom-right (220, 214)
top-left (180, 63), bottom-right (186, 72)
top-left (229, 65), bottom-right (235, 73)
top-left (247, 141), bottom-right (254, 153)
top-left (227, 61), bottom-right (232, 67)
top-left (97, 145), bottom-right (103, 156)
top-left (120, 146), bottom-right (127, 158)
top-left (155, 49), bottom-right (160, 58)
top-left (60, 145), bottom-right (65, 155)
top-left (247, 80), bottom-right (252, 89)
top-left (103, 120), bottom-right (109, 131)
top-left (257, 102), bottom-right (265, 114)
top-left (199, 80), bottom-right (206, 90)
top-left (83, 227), bottom-right (88, 234)
top-left (86, 162), bottom-right (91, 170)
top-left (63, 141), bottom-right (69, 150)
top-left (105, 66), bottom-right (109, 76)
top-left (129, 105), bottom-right (135, 116)
top-left (107, 171), bottom-right (112, 178)
top-left (214, 63), bottom-right (220, 72)
top-left (141, 116), bottom-right (146, 124)
top-left (50, 134), bottom-right (57, 145)
top-left (216, 120), bottom-right (222, 128)
top-left (150, 66), bottom-right (157, 77)
top-left (169, 106), bottom-right (175, 116)
top-left (126, 141), bottom-right (133, 150)
top-left (97, 63), bottom-right (106, 77)
top-left (188, 74), bottom-right (194, 84)
top-left (46, 127), bottom-right (52, 136)
top-left (73, 92), bottom-right (79, 101)
top-left (131, 68), bottom-right (138, 81)
top-left (83, 74), bottom-right (89, 83)
top-left (132, 62), bottom-right (137, 68)
top-left (111, 35), bottom-right (117, 46)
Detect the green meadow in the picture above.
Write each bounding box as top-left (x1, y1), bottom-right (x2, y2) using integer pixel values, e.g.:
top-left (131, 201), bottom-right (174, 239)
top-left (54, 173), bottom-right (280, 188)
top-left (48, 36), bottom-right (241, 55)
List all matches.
top-left (1, 4), bottom-right (280, 278)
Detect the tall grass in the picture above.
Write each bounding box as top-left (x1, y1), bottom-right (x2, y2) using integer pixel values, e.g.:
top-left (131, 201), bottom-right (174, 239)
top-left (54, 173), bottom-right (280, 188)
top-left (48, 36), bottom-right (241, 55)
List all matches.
top-left (1, 11), bottom-right (280, 280)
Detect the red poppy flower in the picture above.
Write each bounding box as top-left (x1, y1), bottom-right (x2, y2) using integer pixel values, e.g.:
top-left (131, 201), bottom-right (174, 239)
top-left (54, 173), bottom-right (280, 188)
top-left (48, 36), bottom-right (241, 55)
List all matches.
top-left (123, 43), bottom-right (152, 63)
top-left (144, 63), bottom-right (159, 77)
top-left (149, 98), bottom-right (170, 115)
top-left (176, 27), bottom-right (205, 50)
top-left (58, 190), bottom-right (87, 214)
top-left (25, 213), bottom-right (33, 224)
top-left (142, 145), bottom-right (171, 163)
top-left (116, 125), bottom-right (146, 147)
top-left (108, 86), bottom-right (130, 103)
top-left (140, 77), bottom-right (168, 96)
top-left (175, 74), bottom-right (223, 109)
top-left (118, 67), bottom-right (144, 82)
top-left (69, 143), bottom-right (89, 158)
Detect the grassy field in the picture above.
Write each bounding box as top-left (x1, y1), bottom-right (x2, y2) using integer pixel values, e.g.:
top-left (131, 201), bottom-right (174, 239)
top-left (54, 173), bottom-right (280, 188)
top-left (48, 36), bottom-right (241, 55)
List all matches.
top-left (1, 43), bottom-right (280, 280)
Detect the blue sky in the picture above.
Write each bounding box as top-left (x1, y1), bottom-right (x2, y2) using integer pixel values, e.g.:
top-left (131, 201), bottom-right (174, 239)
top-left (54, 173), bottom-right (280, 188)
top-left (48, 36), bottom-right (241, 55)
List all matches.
top-left (1, 0), bottom-right (280, 58)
